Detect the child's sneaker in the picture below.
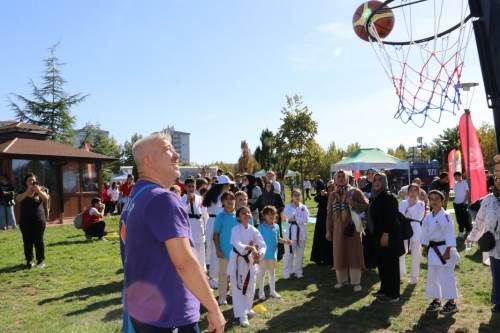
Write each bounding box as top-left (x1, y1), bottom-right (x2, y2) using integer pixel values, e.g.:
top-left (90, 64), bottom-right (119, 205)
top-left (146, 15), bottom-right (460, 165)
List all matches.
top-left (440, 301), bottom-right (458, 315)
top-left (218, 298), bottom-right (227, 305)
top-left (247, 309), bottom-right (255, 319)
top-left (208, 278), bottom-right (218, 289)
top-left (426, 300), bottom-right (441, 313)
top-left (258, 292), bottom-right (266, 300)
top-left (353, 285), bottom-right (362, 292)
top-left (270, 291), bottom-right (281, 299)
top-left (239, 315), bottom-right (249, 327)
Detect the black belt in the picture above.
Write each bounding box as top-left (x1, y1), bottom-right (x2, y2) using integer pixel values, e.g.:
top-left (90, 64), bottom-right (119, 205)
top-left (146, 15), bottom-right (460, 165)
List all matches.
top-left (288, 221), bottom-right (300, 254)
top-left (188, 214), bottom-right (201, 219)
top-left (427, 241), bottom-right (447, 265)
top-left (209, 214), bottom-right (217, 217)
top-left (233, 247), bottom-right (251, 295)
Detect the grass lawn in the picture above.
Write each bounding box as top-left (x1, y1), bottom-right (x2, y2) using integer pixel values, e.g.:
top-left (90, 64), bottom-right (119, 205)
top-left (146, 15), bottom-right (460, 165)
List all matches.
top-left (1, 214), bottom-right (499, 333)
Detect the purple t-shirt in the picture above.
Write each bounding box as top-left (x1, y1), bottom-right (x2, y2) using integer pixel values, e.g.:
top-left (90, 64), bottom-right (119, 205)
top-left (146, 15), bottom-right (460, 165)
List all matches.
top-left (123, 180), bottom-right (200, 328)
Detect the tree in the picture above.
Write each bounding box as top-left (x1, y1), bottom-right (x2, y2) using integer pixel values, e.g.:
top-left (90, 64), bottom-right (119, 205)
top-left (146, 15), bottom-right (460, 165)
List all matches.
top-left (9, 44), bottom-right (87, 144)
top-left (274, 95), bottom-right (318, 190)
top-left (427, 126), bottom-right (460, 169)
top-left (295, 140), bottom-right (325, 180)
top-left (345, 142), bottom-right (361, 155)
top-left (476, 122), bottom-right (497, 170)
top-left (93, 133), bottom-right (121, 182)
top-left (120, 133), bottom-right (143, 178)
top-left (254, 129), bottom-right (275, 171)
top-left (387, 144), bottom-right (407, 160)
top-left (322, 141), bottom-right (345, 179)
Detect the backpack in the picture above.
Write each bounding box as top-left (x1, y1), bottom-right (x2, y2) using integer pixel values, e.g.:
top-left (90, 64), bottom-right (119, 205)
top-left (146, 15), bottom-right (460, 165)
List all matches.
top-left (397, 211), bottom-right (414, 240)
top-left (73, 212), bottom-right (84, 229)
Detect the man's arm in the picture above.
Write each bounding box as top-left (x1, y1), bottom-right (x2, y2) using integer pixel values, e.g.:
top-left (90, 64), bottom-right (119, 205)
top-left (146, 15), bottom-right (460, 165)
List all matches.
top-left (165, 237), bottom-right (225, 332)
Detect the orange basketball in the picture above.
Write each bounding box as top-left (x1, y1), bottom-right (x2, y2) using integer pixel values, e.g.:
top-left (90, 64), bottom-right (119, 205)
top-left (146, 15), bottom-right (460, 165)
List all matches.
top-left (353, 1), bottom-right (394, 41)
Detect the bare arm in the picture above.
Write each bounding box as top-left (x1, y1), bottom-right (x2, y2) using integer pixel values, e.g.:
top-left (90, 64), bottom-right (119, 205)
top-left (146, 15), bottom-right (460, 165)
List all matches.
top-left (34, 186), bottom-right (49, 204)
top-left (15, 190), bottom-right (33, 204)
top-left (165, 238), bottom-right (225, 332)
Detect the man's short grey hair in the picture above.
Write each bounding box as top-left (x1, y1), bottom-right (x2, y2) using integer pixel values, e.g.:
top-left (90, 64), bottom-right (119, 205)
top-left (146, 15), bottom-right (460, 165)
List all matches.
top-left (132, 132), bottom-right (172, 165)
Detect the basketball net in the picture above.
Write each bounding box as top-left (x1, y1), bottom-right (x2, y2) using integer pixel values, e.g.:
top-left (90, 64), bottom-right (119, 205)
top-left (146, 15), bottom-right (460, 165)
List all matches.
top-left (367, 0), bottom-right (473, 127)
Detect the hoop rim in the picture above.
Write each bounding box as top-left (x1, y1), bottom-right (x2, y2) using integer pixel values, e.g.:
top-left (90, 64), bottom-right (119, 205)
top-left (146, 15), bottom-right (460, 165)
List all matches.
top-left (365, 0), bottom-right (472, 46)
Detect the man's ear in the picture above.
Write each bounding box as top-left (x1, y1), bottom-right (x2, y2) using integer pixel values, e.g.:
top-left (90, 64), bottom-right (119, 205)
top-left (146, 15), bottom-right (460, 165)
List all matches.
top-left (142, 154), bottom-right (154, 169)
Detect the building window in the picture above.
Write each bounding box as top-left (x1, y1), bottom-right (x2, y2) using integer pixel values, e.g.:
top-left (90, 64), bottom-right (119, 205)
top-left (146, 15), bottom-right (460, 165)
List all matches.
top-left (62, 162), bottom-right (80, 193)
top-left (82, 163), bottom-right (98, 192)
top-left (11, 159), bottom-right (56, 194)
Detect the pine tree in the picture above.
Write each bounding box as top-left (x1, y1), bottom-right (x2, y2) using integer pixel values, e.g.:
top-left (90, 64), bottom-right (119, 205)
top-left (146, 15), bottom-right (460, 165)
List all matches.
top-left (9, 43), bottom-right (87, 144)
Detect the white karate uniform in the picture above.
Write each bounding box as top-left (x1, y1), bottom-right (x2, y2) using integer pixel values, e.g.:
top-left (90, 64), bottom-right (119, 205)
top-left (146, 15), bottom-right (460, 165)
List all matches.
top-left (181, 193), bottom-right (208, 270)
top-left (229, 224), bottom-right (266, 318)
top-left (206, 199), bottom-right (223, 280)
top-left (421, 208), bottom-right (460, 300)
top-left (399, 200), bottom-right (425, 282)
top-left (282, 203), bottom-right (309, 278)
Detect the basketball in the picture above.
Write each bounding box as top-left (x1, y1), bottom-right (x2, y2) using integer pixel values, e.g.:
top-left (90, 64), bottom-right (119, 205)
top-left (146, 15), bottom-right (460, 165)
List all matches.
top-left (353, 1), bottom-right (394, 41)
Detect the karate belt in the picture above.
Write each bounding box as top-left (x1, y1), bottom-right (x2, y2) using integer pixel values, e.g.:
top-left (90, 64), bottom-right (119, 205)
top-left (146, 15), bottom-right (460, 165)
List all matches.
top-left (233, 247), bottom-right (251, 295)
top-left (427, 240), bottom-right (447, 265)
top-left (209, 214), bottom-right (217, 218)
top-left (188, 214), bottom-right (201, 219)
top-left (288, 221), bottom-right (301, 254)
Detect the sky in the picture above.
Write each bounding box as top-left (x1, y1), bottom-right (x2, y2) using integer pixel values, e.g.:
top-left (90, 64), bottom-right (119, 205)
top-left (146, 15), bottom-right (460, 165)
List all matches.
top-left (0, 0), bottom-right (494, 164)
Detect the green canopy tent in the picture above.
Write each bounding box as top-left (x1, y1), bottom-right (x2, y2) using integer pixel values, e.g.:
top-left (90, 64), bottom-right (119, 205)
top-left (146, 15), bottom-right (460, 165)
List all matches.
top-left (330, 148), bottom-right (410, 183)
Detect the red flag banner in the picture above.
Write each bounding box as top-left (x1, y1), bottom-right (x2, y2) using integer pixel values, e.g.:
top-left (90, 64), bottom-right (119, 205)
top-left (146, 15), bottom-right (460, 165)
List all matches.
top-left (458, 112), bottom-right (487, 203)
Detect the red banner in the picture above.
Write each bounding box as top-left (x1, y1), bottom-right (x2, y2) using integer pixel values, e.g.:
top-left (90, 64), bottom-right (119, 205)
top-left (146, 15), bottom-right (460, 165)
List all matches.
top-left (458, 112), bottom-right (487, 203)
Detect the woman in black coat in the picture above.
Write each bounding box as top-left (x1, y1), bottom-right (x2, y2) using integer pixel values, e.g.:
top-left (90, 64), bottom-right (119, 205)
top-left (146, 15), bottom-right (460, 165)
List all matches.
top-left (310, 180), bottom-right (334, 265)
top-left (368, 172), bottom-right (404, 303)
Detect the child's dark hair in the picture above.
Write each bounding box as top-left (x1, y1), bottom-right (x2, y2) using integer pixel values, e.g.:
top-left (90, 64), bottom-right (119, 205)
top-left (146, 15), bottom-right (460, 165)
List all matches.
top-left (236, 206), bottom-right (250, 220)
top-left (428, 190), bottom-right (445, 201)
top-left (91, 197), bottom-right (102, 206)
top-left (262, 205), bottom-right (277, 216)
top-left (221, 191), bottom-right (235, 202)
top-left (184, 178), bottom-right (195, 185)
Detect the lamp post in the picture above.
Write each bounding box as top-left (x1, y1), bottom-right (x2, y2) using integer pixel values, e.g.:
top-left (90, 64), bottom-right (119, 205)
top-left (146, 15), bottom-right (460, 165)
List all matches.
top-left (439, 139), bottom-right (449, 172)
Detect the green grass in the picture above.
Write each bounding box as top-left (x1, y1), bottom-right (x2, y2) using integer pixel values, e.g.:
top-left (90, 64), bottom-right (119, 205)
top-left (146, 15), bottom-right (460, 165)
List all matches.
top-left (0, 215), bottom-right (499, 333)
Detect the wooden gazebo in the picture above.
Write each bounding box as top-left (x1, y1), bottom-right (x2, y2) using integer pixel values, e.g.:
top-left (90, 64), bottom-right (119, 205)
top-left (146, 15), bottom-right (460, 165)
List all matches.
top-left (0, 121), bottom-right (115, 223)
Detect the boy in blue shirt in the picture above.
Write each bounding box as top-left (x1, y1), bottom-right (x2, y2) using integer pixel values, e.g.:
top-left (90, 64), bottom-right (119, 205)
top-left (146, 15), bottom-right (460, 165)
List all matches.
top-left (257, 205), bottom-right (291, 300)
top-left (213, 191), bottom-right (238, 305)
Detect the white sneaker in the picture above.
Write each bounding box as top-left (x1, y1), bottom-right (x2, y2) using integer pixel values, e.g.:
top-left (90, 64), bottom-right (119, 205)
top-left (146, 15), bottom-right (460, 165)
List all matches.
top-left (258, 292), bottom-right (266, 300)
top-left (457, 232), bottom-right (465, 239)
top-left (218, 298), bottom-right (227, 305)
top-left (270, 291), bottom-right (282, 299)
top-left (408, 277), bottom-right (418, 285)
top-left (334, 282), bottom-right (346, 289)
top-left (37, 262), bottom-right (46, 269)
top-left (295, 274), bottom-right (303, 279)
top-left (282, 274), bottom-right (290, 280)
top-left (353, 285), bottom-right (362, 292)
top-left (208, 278), bottom-right (218, 289)
top-left (247, 309), bottom-right (256, 319)
top-left (239, 316), bottom-right (249, 327)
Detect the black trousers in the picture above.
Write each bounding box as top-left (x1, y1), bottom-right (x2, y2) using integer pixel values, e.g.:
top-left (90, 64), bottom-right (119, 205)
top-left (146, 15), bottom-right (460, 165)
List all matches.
top-left (20, 221), bottom-right (45, 264)
top-left (376, 247), bottom-right (400, 298)
top-left (453, 203), bottom-right (472, 233)
top-left (131, 318), bottom-right (200, 333)
top-left (85, 221), bottom-right (106, 238)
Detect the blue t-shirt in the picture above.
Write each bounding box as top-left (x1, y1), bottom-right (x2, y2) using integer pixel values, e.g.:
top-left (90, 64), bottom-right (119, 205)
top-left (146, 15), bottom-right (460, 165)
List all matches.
top-left (258, 223), bottom-right (280, 260)
top-left (122, 180), bottom-right (199, 328)
top-left (213, 210), bottom-right (238, 259)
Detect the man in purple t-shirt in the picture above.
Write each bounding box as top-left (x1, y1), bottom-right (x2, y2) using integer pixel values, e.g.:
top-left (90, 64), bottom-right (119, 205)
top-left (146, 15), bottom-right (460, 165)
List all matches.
top-left (122, 133), bottom-right (225, 333)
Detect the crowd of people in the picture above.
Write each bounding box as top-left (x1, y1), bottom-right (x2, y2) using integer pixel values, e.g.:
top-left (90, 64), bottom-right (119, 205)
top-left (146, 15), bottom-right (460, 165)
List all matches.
top-left (117, 131), bottom-right (500, 333)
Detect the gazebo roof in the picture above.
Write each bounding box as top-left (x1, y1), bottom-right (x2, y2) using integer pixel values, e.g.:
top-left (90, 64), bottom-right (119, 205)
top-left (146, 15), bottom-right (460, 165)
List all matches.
top-left (0, 120), bottom-right (52, 134)
top-left (0, 137), bottom-right (115, 161)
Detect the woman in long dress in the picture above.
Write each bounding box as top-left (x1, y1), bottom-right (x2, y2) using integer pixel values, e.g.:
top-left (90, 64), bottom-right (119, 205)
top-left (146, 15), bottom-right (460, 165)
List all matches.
top-left (310, 180), bottom-right (334, 265)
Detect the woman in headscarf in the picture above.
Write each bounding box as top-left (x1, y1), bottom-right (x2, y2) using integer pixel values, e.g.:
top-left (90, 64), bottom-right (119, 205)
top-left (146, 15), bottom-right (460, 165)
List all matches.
top-left (326, 170), bottom-right (368, 292)
top-left (310, 179), bottom-right (334, 266)
top-left (368, 172), bottom-right (405, 303)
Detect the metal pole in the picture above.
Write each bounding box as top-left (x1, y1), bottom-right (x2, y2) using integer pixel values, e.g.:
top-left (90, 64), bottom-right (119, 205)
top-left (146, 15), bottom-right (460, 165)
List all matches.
top-left (465, 110), bottom-right (472, 203)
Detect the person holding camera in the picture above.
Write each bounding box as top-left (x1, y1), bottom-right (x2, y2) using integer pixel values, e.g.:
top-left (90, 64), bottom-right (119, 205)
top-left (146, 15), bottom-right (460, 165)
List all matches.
top-left (16, 173), bottom-right (49, 269)
top-left (83, 198), bottom-right (107, 241)
top-left (0, 174), bottom-right (17, 230)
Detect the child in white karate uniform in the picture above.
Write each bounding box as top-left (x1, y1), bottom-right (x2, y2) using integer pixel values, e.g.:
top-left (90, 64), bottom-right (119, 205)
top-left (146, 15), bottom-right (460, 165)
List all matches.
top-left (229, 206), bottom-right (266, 327)
top-left (282, 190), bottom-right (309, 279)
top-left (399, 183), bottom-right (426, 284)
top-left (257, 205), bottom-right (292, 300)
top-left (421, 190), bottom-right (460, 315)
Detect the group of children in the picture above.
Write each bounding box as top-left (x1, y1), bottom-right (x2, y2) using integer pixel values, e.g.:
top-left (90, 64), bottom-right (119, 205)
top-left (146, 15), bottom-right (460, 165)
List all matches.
top-left (181, 175), bottom-right (309, 328)
top-left (180, 172), bottom-right (463, 326)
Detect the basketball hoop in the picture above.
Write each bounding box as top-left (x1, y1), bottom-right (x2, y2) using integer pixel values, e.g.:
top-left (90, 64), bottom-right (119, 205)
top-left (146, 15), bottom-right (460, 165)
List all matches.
top-left (360, 0), bottom-right (474, 127)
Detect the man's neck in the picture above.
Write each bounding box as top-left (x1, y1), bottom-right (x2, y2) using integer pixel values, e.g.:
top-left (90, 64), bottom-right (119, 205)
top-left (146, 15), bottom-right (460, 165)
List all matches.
top-left (139, 175), bottom-right (170, 189)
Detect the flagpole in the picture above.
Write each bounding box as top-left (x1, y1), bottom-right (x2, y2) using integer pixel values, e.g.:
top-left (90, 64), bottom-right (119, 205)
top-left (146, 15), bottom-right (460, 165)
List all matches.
top-left (465, 109), bottom-right (472, 204)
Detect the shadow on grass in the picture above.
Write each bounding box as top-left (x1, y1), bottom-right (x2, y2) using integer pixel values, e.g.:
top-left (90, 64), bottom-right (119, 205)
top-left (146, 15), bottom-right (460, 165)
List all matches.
top-left (406, 310), bottom-right (456, 333)
top-left (66, 297), bottom-right (121, 316)
top-left (47, 239), bottom-right (89, 247)
top-left (103, 307), bottom-right (123, 322)
top-left (0, 264), bottom-right (26, 274)
top-left (479, 311), bottom-right (500, 333)
top-left (39, 281), bottom-right (122, 305)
